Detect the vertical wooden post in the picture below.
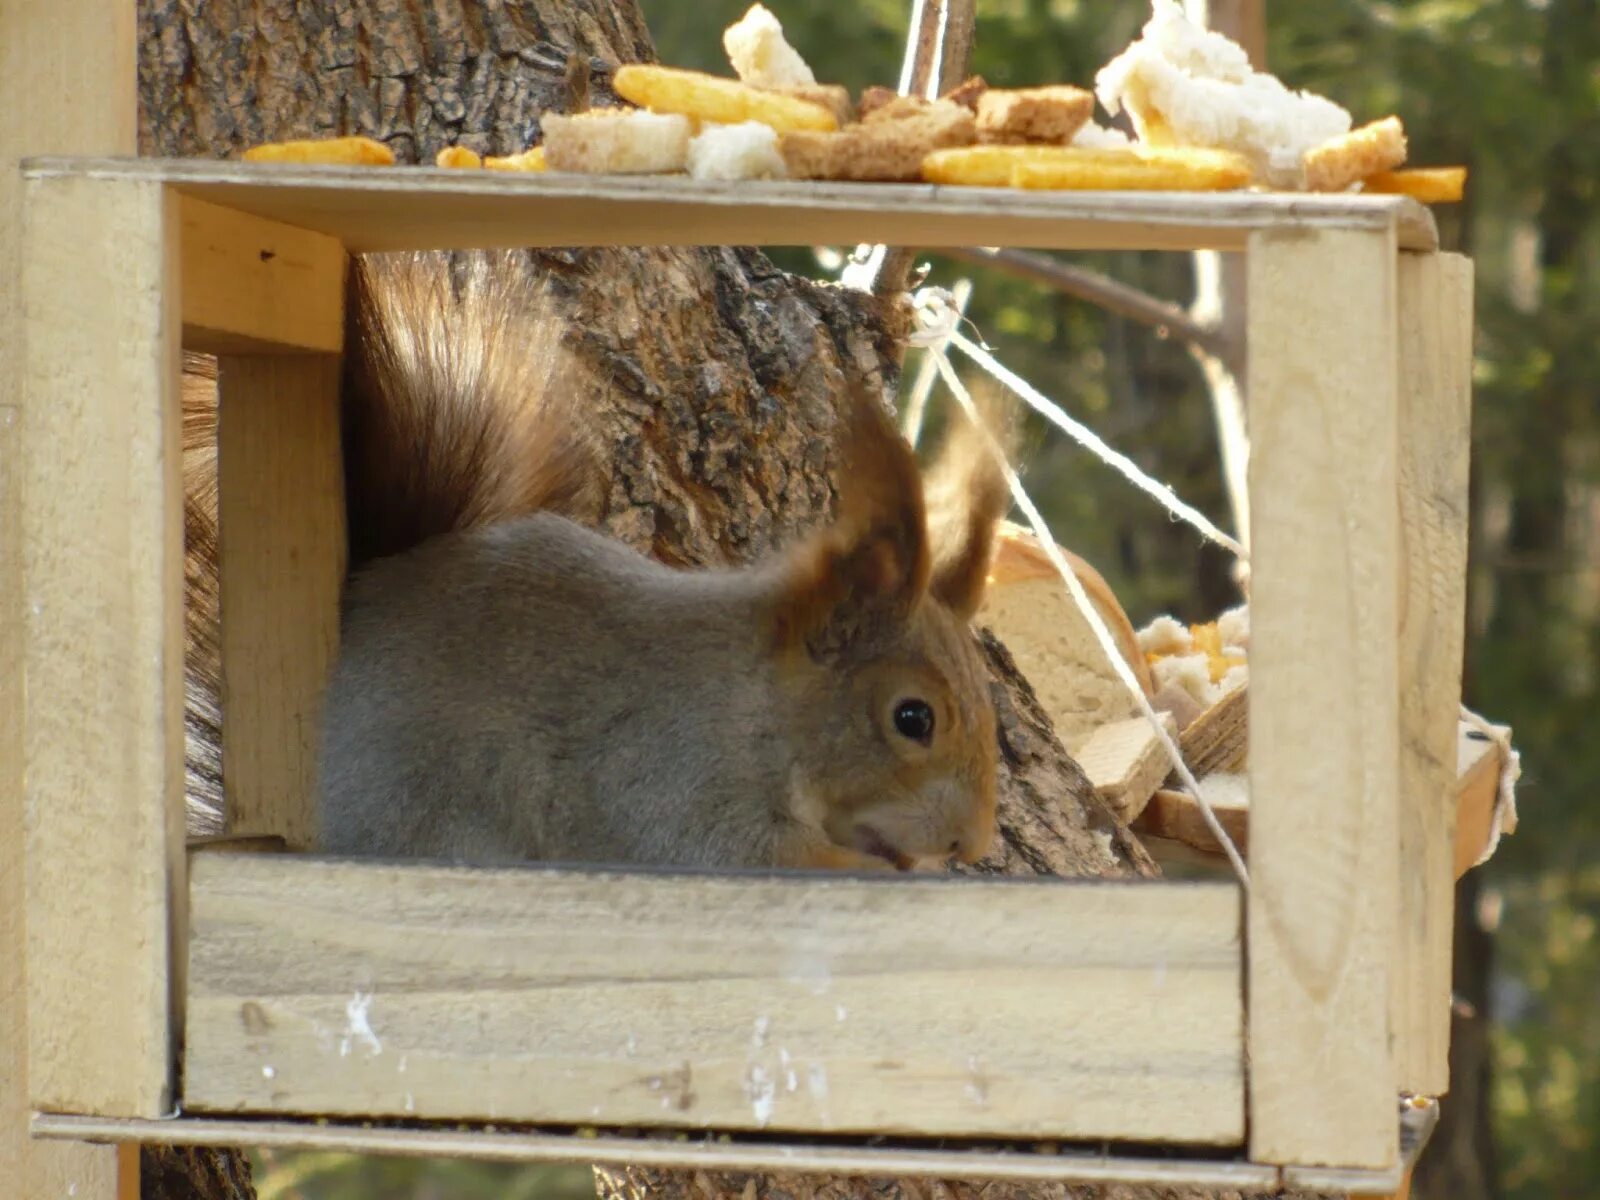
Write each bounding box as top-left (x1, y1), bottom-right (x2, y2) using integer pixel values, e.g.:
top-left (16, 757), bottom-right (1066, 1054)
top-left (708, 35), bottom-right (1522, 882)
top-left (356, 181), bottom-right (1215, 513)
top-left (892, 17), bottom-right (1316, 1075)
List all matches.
top-left (1393, 252), bottom-right (1474, 1097)
top-left (1246, 225), bottom-right (1402, 1169)
top-left (2, 1), bottom-right (138, 1194)
top-left (217, 355), bottom-right (347, 848)
top-left (21, 175), bottom-right (185, 1123)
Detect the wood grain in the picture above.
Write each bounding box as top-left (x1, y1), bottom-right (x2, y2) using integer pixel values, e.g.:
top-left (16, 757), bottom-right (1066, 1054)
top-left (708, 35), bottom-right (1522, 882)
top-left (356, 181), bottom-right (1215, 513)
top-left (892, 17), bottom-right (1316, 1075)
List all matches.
top-left (184, 854), bottom-right (1245, 1144)
top-left (1, 1), bottom-right (135, 1191)
top-left (180, 196), bottom-right (346, 353)
top-left (21, 174), bottom-right (185, 1118)
top-left (1393, 252), bottom-right (1474, 1098)
top-left (23, 156), bottom-right (1439, 254)
top-left (217, 356), bottom-right (346, 848)
top-left (1245, 226), bottom-right (1402, 1168)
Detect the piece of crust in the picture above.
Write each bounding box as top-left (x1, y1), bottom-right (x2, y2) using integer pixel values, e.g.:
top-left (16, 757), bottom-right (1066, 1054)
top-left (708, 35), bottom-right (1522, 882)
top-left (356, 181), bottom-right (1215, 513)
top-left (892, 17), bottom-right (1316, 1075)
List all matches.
top-left (763, 83), bottom-right (854, 126)
top-left (1361, 166), bottom-right (1467, 204)
top-left (857, 85), bottom-right (900, 120)
top-left (1303, 115), bottom-right (1407, 192)
top-left (781, 102), bottom-right (976, 181)
top-left (976, 85), bottom-right (1095, 145)
top-left (541, 108), bottom-right (691, 174)
top-left (435, 146), bottom-right (484, 168)
top-left (242, 135), bottom-right (394, 166)
top-left (941, 75), bottom-right (989, 111)
top-left (484, 146), bottom-right (548, 172)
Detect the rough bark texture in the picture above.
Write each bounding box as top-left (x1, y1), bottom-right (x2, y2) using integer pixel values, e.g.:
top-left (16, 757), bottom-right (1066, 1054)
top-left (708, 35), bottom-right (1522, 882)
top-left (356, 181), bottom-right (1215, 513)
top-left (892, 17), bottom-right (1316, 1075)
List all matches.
top-left (594, 1174), bottom-right (1333, 1200)
top-left (140, 1145), bottom-right (255, 1200)
top-left (137, 1), bottom-right (1292, 1197)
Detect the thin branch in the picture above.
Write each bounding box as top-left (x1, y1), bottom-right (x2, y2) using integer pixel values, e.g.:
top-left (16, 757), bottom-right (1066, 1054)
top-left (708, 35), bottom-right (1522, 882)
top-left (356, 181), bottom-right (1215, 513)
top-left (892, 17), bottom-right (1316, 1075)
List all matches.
top-left (939, 245), bottom-right (1233, 360)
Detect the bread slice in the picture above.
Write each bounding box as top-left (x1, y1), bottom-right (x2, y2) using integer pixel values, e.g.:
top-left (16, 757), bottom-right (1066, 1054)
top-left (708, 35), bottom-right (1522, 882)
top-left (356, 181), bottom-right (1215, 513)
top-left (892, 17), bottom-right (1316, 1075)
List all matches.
top-left (541, 108), bottom-right (691, 174)
top-left (781, 101), bottom-right (976, 181)
top-left (722, 2), bottom-right (815, 88)
top-left (1303, 115), bottom-right (1407, 192)
top-left (976, 85), bottom-right (1095, 145)
top-left (687, 121), bottom-right (787, 180)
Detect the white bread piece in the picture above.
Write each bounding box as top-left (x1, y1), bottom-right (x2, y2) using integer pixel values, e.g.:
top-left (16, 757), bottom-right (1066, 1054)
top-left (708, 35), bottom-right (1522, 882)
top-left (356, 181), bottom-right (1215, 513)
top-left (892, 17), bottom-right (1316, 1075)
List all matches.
top-left (687, 121), bottom-right (787, 180)
top-left (723, 3), bottom-right (816, 89)
top-left (1137, 614), bottom-right (1193, 657)
top-left (1150, 651), bottom-right (1219, 710)
top-left (1071, 120), bottom-right (1133, 149)
top-left (542, 108), bottom-right (692, 174)
top-left (1216, 603), bottom-right (1249, 651)
top-left (1095, 0), bottom-right (1350, 188)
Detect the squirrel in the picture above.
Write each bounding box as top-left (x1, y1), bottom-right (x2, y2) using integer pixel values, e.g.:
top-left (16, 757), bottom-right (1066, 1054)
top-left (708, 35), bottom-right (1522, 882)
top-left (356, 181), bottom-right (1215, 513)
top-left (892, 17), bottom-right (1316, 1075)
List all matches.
top-left (183, 250), bottom-right (1011, 873)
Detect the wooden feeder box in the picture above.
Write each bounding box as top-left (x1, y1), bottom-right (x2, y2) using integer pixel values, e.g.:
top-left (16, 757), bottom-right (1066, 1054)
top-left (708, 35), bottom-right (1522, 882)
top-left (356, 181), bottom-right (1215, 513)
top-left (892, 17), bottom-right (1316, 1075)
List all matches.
top-left (3, 23), bottom-right (1476, 1198)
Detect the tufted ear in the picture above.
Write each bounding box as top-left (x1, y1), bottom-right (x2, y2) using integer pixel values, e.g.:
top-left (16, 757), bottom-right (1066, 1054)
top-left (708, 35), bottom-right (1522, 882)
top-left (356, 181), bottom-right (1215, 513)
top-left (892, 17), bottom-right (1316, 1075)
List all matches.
top-left (770, 380), bottom-right (931, 658)
top-left (921, 390), bottom-right (1014, 621)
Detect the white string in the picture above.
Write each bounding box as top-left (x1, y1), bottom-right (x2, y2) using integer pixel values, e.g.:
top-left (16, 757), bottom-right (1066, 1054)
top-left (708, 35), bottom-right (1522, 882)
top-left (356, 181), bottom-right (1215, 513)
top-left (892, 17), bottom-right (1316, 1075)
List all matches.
top-left (904, 280), bottom-right (974, 446)
top-left (927, 347), bottom-right (1251, 887)
top-left (944, 325), bottom-right (1250, 561)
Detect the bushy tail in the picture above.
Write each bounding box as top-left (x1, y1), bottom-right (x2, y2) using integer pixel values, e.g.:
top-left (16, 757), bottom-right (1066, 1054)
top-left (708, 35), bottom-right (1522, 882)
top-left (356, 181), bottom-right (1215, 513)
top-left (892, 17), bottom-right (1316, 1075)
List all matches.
top-left (182, 250), bottom-right (599, 835)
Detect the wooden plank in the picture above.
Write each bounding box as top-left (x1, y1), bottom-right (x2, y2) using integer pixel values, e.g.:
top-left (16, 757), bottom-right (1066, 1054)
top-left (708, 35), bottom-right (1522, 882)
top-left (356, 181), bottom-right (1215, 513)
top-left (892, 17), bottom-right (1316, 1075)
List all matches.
top-left (1, 1), bottom-right (135, 1191)
top-left (1246, 226), bottom-right (1402, 1168)
top-left (184, 855), bottom-right (1246, 1144)
top-left (23, 157), bottom-right (1439, 254)
top-left (1454, 722), bottom-right (1506, 878)
top-left (34, 1114), bottom-right (1289, 1191)
top-left (21, 175), bottom-right (184, 1118)
top-left (181, 197), bottom-right (347, 354)
top-left (217, 356), bottom-right (346, 848)
top-left (1393, 252), bottom-right (1474, 1098)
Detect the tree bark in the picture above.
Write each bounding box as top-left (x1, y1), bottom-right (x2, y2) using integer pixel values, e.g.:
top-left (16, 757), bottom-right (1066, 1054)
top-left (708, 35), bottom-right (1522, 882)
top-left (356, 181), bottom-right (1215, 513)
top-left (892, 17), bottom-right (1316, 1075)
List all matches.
top-left (140, 1), bottom-right (1304, 1197)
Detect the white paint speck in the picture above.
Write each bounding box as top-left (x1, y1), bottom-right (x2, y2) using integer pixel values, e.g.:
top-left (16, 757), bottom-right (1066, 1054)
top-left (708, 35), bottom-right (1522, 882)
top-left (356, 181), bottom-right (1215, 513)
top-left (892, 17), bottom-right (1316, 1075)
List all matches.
top-left (745, 1064), bottom-right (775, 1127)
top-left (806, 1063), bottom-right (830, 1116)
top-left (68, 1186), bottom-right (77, 1198)
top-left (751, 1015), bottom-right (769, 1047)
top-left (785, 952), bottom-right (832, 996)
top-left (625, 1033), bottom-right (638, 1056)
top-left (338, 990), bottom-right (382, 1058)
top-left (261, 1065), bottom-right (276, 1080)
top-left (834, 1004), bottom-right (847, 1022)
top-left (785, 1069), bottom-right (798, 1092)
top-left (398, 1055), bottom-right (408, 1073)
top-left (404, 1092), bottom-right (416, 1113)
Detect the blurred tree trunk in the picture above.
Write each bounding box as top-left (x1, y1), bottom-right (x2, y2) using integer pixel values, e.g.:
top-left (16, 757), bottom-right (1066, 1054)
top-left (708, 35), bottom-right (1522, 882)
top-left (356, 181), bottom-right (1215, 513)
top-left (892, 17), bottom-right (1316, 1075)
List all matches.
top-left (139, 1), bottom-right (1316, 1197)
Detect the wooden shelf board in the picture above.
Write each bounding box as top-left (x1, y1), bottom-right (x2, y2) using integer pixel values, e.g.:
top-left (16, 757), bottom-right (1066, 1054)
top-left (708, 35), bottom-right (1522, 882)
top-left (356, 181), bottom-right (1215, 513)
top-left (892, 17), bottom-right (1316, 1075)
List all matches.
top-left (182, 853), bottom-right (1244, 1145)
top-left (21, 156), bottom-right (1439, 254)
top-left (38, 1113), bottom-right (1396, 1193)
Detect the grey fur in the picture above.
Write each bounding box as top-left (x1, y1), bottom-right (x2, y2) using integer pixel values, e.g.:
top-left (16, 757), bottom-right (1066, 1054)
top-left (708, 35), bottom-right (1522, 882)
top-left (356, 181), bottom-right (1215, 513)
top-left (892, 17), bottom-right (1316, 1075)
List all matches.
top-left (319, 511), bottom-right (804, 868)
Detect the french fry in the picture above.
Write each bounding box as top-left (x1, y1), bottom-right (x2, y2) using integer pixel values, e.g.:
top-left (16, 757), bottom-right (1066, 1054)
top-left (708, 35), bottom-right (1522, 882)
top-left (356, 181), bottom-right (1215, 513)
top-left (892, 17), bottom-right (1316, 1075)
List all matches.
top-left (1011, 146), bottom-right (1253, 192)
top-left (921, 144), bottom-right (1089, 187)
top-left (242, 135), bottom-right (395, 166)
top-left (1361, 166), bottom-right (1467, 204)
top-left (484, 146), bottom-right (548, 172)
top-left (435, 146), bottom-right (484, 169)
top-left (613, 64), bottom-right (837, 133)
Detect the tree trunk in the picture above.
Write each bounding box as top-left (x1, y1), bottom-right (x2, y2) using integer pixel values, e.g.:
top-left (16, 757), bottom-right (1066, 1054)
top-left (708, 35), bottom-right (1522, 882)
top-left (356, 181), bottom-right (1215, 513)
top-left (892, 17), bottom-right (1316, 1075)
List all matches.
top-left (141, 1), bottom-right (1312, 1197)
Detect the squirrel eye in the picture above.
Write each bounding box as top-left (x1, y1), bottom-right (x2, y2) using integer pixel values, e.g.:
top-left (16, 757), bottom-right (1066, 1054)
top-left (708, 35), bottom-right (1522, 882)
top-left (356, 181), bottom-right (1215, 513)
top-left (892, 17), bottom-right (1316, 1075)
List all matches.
top-left (892, 698), bottom-right (935, 744)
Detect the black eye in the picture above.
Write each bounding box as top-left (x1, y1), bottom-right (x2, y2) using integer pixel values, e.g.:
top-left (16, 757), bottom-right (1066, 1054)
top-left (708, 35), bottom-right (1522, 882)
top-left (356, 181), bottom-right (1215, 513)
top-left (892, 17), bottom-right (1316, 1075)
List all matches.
top-left (893, 699), bottom-right (935, 744)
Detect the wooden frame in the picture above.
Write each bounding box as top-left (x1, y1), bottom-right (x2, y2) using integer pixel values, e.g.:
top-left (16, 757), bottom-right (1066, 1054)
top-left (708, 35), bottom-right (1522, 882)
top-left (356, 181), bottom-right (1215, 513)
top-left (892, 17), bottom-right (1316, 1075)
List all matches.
top-left (11, 158), bottom-right (1472, 1196)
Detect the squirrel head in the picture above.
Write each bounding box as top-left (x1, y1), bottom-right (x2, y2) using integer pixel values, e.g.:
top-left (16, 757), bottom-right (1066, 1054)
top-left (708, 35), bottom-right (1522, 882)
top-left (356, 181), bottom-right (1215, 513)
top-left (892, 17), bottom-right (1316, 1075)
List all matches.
top-left (767, 383), bottom-right (1011, 872)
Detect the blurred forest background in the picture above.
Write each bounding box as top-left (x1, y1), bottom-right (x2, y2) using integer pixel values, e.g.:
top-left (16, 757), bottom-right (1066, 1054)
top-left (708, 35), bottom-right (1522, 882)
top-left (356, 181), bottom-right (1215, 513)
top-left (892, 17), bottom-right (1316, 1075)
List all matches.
top-left (253, 0), bottom-right (1599, 1197)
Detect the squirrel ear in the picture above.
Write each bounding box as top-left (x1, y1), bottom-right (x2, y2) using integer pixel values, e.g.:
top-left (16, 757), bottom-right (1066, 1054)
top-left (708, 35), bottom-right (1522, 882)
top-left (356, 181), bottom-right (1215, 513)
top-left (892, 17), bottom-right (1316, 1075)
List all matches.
top-left (771, 380), bottom-right (931, 656)
top-left (922, 387), bottom-right (1014, 621)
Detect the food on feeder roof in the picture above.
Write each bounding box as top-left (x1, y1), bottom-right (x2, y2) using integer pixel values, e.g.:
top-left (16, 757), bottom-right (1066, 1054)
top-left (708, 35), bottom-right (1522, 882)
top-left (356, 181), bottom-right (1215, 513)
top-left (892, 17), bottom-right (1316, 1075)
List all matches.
top-left (612, 64), bottom-right (838, 133)
top-left (1303, 116), bottom-right (1408, 192)
top-left (1094, 0), bottom-right (1355, 189)
top-left (781, 100), bottom-right (976, 182)
top-left (1361, 165), bottom-right (1468, 204)
top-left (687, 121), bottom-right (788, 181)
top-left (920, 144), bottom-right (1087, 187)
top-left (722, 2), bottom-right (816, 89)
top-left (241, 135), bottom-right (395, 166)
top-left (540, 108), bottom-right (691, 174)
top-left (975, 85), bottom-right (1096, 145)
top-left (435, 146), bottom-right (484, 169)
top-left (484, 146), bottom-right (548, 172)
top-left (1140, 609), bottom-right (1248, 712)
top-left (1071, 121), bottom-right (1134, 149)
top-left (1011, 145), bottom-right (1254, 192)
top-left (764, 83), bottom-right (855, 126)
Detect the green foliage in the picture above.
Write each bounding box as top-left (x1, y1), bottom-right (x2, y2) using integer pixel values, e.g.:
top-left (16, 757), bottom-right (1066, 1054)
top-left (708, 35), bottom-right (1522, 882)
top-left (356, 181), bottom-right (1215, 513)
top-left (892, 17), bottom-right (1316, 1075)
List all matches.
top-left (254, 0), bottom-right (1599, 1196)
